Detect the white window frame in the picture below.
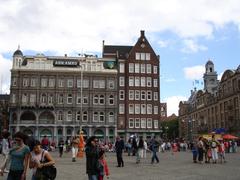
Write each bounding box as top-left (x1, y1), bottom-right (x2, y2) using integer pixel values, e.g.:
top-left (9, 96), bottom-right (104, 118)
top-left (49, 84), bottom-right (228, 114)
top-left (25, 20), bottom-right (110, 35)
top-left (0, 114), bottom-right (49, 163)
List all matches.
top-left (146, 53), bottom-right (150, 60)
top-left (135, 104), bottom-right (140, 114)
top-left (120, 63), bottom-right (125, 73)
top-left (93, 112), bottom-right (99, 122)
top-left (141, 64), bottom-right (145, 73)
top-left (58, 79), bottom-right (64, 87)
top-left (30, 94), bottom-right (36, 103)
top-left (147, 118), bottom-right (152, 128)
top-left (129, 76), bottom-right (134, 87)
top-left (48, 94), bottom-right (53, 104)
top-left (58, 94), bottom-right (64, 104)
top-left (147, 91), bottom-right (152, 101)
top-left (154, 106), bottom-right (159, 115)
top-left (41, 78), bottom-right (47, 87)
top-left (30, 78), bottom-right (36, 87)
top-left (135, 53), bottom-right (140, 60)
top-left (67, 94), bottom-right (73, 104)
top-left (147, 77), bottom-right (152, 87)
top-left (11, 94), bottom-right (16, 103)
top-left (99, 112), bottom-right (105, 122)
top-left (141, 118), bottom-right (146, 128)
top-left (135, 118), bottom-right (140, 128)
top-left (108, 80), bottom-right (115, 89)
top-left (129, 104), bottom-right (134, 114)
top-left (154, 79), bottom-right (158, 88)
top-left (135, 90), bottom-right (140, 100)
top-left (99, 95), bottom-right (105, 105)
top-left (141, 77), bottom-right (145, 87)
top-left (99, 80), bottom-right (105, 89)
top-left (76, 111), bottom-right (81, 121)
top-left (141, 91), bottom-right (146, 100)
top-left (83, 111), bottom-right (88, 122)
top-left (135, 63), bottom-right (139, 73)
top-left (135, 77), bottom-right (140, 87)
top-left (67, 79), bottom-right (73, 88)
top-left (147, 64), bottom-right (151, 74)
top-left (109, 112), bottom-right (114, 122)
top-left (58, 111), bottom-right (63, 121)
top-left (154, 66), bottom-right (158, 74)
top-left (109, 95), bottom-right (114, 105)
top-left (23, 78), bottom-right (29, 87)
top-left (67, 111), bottom-right (72, 121)
top-left (119, 90), bottom-right (125, 100)
top-left (12, 77), bottom-right (17, 86)
top-left (147, 104), bottom-right (152, 114)
top-left (140, 53), bottom-right (145, 60)
top-left (119, 104), bottom-right (125, 114)
top-left (93, 95), bottom-right (99, 105)
top-left (141, 104), bottom-right (146, 114)
top-left (119, 77), bottom-right (125, 87)
top-left (129, 118), bottom-right (134, 128)
top-left (93, 80), bottom-right (99, 88)
top-left (129, 90), bottom-right (134, 100)
top-left (154, 92), bottom-right (158, 101)
top-left (154, 120), bottom-right (159, 129)
top-left (129, 63), bottom-right (134, 73)
top-left (49, 79), bottom-right (55, 87)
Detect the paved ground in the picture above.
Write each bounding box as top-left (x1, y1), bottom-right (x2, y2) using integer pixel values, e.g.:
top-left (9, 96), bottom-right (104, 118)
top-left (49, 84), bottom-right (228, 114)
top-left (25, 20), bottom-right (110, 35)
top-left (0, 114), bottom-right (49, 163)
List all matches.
top-left (1, 150), bottom-right (240, 180)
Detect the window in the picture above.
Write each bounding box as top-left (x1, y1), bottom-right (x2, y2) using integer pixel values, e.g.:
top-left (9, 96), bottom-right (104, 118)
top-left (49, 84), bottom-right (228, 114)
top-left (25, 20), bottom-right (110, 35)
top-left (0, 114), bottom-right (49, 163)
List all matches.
top-left (83, 95), bottom-right (88, 104)
top-left (49, 79), bottom-right (55, 87)
top-left (58, 111), bottom-right (63, 121)
top-left (30, 94), bottom-right (36, 103)
top-left (135, 90), bottom-right (140, 100)
top-left (12, 77), bottom-right (17, 86)
top-left (22, 93), bottom-right (27, 103)
top-left (129, 90), bottom-right (134, 100)
top-left (11, 94), bottom-right (16, 103)
top-left (30, 78), bottom-right (36, 87)
top-left (58, 94), bottom-right (64, 104)
top-left (154, 120), bottom-right (158, 129)
top-left (135, 77), bottom-right (140, 86)
top-left (135, 63), bottom-right (139, 73)
top-left (99, 80), bottom-right (105, 88)
top-left (146, 53), bottom-right (150, 60)
top-left (141, 91), bottom-right (146, 100)
top-left (135, 104), bottom-right (140, 114)
top-left (109, 112), bottom-right (114, 122)
top-left (147, 64), bottom-right (151, 74)
top-left (93, 80), bottom-right (99, 88)
top-left (120, 63), bottom-right (125, 73)
top-left (154, 79), bottom-right (158, 87)
top-left (141, 64), bottom-right (145, 73)
top-left (129, 118), bottom-right (134, 128)
top-left (99, 112), bottom-right (104, 122)
top-left (67, 111), bottom-right (72, 121)
top-left (147, 77), bottom-right (152, 87)
top-left (93, 95), bottom-right (98, 104)
top-left (109, 95), bottom-right (114, 105)
top-left (41, 78), bottom-right (47, 87)
top-left (67, 94), bottom-right (72, 104)
top-left (77, 95), bottom-right (81, 104)
top-left (67, 79), bottom-right (73, 87)
top-left (48, 94), bottom-right (53, 104)
top-left (129, 77), bottom-right (134, 86)
top-left (141, 118), bottom-right (146, 128)
top-left (140, 53), bottom-right (145, 60)
top-left (108, 80), bottom-right (114, 89)
top-left (76, 111), bottom-right (81, 121)
top-left (154, 106), bottom-right (158, 114)
top-left (147, 118), bottom-right (152, 128)
top-left (83, 111), bottom-right (88, 122)
top-left (119, 90), bottom-right (125, 100)
top-left (119, 77), bottom-right (125, 87)
top-left (147, 91), bottom-right (152, 100)
top-left (154, 92), bottom-right (158, 101)
top-left (93, 112), bottom-right (98, 122)
top-left (135, 53), bottom-right (140, 60)
top-left (147, 104), bottom-right (152, 114)
top-left (135, 118), bottom-right (140, 128)
top-left (41, 94), bottom-right (47, 103)
top-left (77, 79), bottom-right (89, 88)
top-left (154, 66), bottom-right (158, 74)
top-left (141, 77), bottom-right (145, 87)
top-left (99, 95), bottom-right (105, 105)
top-left (129, 63), bottom-right (134, 73)
top-left (58, 79), bottom-right (64, 87)
top-left (129, 104), bottom-right (134, 114)
top-left (141, 104), bottom-right (146, 114)
top-left (119, 104), bottom-right (125, 114)
top-left (23, 78), bottom-right (29, 87)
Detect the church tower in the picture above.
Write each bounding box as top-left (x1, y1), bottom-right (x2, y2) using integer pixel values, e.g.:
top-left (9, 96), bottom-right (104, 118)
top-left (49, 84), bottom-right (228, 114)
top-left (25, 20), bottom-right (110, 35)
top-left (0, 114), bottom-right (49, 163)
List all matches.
top-left (12, 46), bottom-right (23, 69)
top-left (203, 60), bottom-right (218, 94)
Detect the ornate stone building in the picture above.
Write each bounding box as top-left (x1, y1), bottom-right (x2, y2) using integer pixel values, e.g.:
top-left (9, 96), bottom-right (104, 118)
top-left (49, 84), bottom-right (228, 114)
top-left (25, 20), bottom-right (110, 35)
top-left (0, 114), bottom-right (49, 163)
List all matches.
top-left (103, 31), bottom-right (161, 139)
top-left (9, 50), bottom-right (118, 142)
top-left (179, 61), bottom-right (240, 140)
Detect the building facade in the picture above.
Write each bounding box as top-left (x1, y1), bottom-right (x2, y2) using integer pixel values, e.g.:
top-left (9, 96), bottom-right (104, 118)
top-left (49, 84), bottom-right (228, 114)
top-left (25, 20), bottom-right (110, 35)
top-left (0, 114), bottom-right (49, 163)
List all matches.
top-left (160, 103), bottom-right (167, 120)
top-left (103, 31), bottom-right (161, 139)
top-left (0, 94), bottom-right (10, 134)
top-left (9, 50), bottom-right (118, 142)
top-left (179, 61), bottom-right (240, 140)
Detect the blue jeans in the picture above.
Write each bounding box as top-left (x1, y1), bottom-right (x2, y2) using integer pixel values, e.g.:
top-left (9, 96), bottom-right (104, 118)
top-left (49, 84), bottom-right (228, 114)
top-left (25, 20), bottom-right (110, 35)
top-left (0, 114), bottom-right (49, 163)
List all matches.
top-left (88, 175), bottom-right (98, 180)
top-left (151, 151), bottom-right (159, 163)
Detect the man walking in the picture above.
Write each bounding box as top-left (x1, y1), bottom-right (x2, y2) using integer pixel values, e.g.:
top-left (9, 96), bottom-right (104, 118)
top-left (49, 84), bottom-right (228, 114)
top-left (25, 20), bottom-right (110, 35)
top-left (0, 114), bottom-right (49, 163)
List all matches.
top-left (150, 136), bottom-right (160, 164)
top-left (115, 136), bottom-right (124, 167)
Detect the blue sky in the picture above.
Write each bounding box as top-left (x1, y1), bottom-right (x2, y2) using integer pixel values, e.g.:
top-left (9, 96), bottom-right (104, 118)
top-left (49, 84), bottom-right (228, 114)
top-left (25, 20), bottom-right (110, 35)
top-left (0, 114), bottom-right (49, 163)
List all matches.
top-left (0, 0), bottom-right (240, 115)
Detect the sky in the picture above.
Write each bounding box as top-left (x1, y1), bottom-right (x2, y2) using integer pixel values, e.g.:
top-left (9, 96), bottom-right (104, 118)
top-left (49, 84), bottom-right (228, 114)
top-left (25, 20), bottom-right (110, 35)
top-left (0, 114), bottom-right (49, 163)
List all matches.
top-left (0, 0), bottom-right (240, 116)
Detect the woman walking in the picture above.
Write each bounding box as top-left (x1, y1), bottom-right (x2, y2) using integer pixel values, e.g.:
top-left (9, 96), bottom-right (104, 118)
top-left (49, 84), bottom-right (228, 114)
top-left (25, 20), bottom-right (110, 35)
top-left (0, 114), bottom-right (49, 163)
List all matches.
top-left (197, 137), bottom-right (204, 164)
top-left (0, 131), bottom-right (30, 180)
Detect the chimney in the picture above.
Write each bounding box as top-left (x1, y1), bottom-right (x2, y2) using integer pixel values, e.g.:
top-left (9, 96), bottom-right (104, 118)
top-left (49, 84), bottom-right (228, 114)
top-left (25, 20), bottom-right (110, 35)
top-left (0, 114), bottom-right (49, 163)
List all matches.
top-left (140, 30), bottom-right (145, 36)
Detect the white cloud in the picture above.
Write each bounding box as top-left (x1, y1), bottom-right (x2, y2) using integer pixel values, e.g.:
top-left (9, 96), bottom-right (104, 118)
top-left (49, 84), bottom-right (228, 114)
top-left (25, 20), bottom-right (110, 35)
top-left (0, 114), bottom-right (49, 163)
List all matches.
top-left (218, 71), bottom-right (224, 80)
top-left (0, 55), bottom-right (12, 94)
top-left (163, 96), bottom-right (188, 116)
top-left (164, 78), bottom-right (176, 82)
top-left (1, 0), bottom-right (240, 54)
top-left (158, 40), bottom-right (170, 48)
top-left (181, 39), bottom-right (208, 53)
top-left (183, 65), bottom-right (205, 80)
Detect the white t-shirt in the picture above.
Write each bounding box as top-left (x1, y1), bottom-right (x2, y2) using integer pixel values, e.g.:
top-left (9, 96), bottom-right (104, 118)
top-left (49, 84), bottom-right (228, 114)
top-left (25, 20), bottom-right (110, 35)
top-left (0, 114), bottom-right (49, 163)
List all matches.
top-left (2, 138), bottom-right (9, 155)
top-left (31, 150), bottom-right (49, 175)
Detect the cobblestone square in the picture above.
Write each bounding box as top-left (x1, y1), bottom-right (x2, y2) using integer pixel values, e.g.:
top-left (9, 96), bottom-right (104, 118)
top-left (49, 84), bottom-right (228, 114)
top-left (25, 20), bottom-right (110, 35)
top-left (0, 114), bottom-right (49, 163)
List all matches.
top-left (1, 150), bottom-right (239, 180)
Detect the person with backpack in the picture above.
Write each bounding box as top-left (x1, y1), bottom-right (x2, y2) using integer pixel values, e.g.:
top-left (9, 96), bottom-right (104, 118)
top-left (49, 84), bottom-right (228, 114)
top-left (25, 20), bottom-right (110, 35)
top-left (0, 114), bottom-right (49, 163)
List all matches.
top-left (211, 135), bottom-right (219, 164)
top-left (149, 136), bottom-right (160, 164)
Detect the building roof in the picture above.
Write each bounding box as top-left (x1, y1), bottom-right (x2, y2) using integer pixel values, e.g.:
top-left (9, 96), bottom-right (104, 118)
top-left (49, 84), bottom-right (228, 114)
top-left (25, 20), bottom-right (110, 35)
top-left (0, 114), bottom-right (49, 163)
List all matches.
top-left (0, 94), bottom-right (10, 101)
top-left (103, 45), bottom-right (133, 59)
top-left (13, 49), bottom-right (23, 56)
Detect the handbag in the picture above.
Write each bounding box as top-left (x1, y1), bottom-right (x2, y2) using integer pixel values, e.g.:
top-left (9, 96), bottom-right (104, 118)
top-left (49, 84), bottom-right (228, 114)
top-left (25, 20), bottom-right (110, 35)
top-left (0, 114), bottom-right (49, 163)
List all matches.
top-left (35, 150), bottom-right (57, 180)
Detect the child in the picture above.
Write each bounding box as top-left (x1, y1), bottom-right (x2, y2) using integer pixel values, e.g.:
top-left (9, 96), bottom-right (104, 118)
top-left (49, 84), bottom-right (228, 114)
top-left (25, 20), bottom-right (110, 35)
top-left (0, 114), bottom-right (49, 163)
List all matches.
top-left (218, 141), bottom-right (226, 163)
top-left (98, 150), bottom-right (110, 180)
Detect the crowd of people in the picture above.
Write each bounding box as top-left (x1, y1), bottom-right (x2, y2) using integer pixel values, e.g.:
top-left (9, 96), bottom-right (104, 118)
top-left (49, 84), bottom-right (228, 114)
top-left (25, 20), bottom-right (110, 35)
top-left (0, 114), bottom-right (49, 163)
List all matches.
top-left (0, 130), bottom-right (239, 180)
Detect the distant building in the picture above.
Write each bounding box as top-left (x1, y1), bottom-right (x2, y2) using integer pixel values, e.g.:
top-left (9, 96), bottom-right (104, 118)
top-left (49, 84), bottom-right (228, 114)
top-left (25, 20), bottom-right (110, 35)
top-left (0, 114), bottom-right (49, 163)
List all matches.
top-left (160, 103), bottom-right (167, 120)
top-left (103, 30), bottom-right (161, 139)
top-left (179, 61), bottom-right (240, 140)
top-left (0, 94), bottom-right (10, 134)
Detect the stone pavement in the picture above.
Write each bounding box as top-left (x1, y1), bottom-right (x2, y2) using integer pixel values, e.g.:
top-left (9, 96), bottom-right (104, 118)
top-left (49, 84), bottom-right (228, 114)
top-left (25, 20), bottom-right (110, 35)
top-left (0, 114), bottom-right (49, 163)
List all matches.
top-left (1, 150), bottom-right (240, 180)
